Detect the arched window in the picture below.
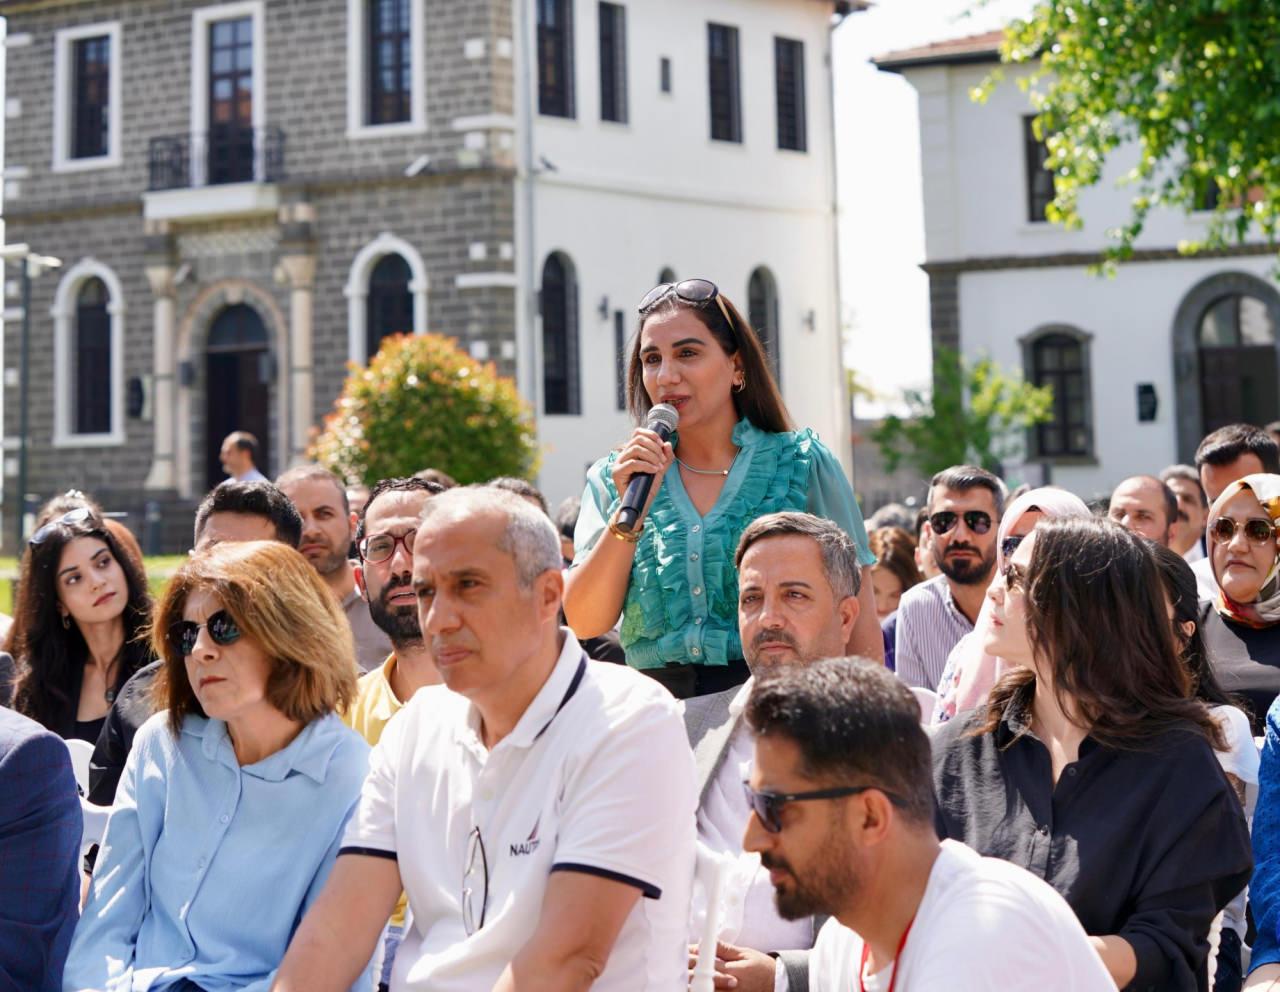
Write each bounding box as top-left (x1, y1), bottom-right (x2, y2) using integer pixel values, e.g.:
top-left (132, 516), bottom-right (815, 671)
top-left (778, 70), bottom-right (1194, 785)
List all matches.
top-left (366, 253), bottom-right (414, 359)
top-left (747, 267), bottom-right (781, 382)
top-left (1024, 328), bottom-right (1094, 459)
top-left (52, 258), bottom-right (125, 447)
top-left (541, 252), bottom-right (580, 415)
top-left (74, 278), bottom-right (112, 435)
top-left (1197, 292), bottom-right (1278, 433)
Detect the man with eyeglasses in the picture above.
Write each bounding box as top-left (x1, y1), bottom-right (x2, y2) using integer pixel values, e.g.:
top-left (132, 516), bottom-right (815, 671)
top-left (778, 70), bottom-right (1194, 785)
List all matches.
top-left (278, 465), bottom-right (392, 673)
top-left (894, 466), bottom-right (1005, 691)
top-left (742, 658), bottom-right (1114, 991)
top-left (274, 486), bottom-right (696, 992)
top-left (339, 476), bottom-right (445, 991)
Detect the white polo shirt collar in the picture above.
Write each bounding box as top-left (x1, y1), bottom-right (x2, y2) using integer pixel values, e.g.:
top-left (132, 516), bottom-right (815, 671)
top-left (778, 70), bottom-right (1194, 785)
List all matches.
top-left (453, 634), bottom-right (588, 755)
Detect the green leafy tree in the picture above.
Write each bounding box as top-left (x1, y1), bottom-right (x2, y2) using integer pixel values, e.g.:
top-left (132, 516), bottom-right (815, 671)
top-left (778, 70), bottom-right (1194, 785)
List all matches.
top-left (984, 3), bottom-right (1280, 266)
top-left (309, 333), bottom-right (539, 486)
top-left (871, 348), bottom-right (1054, 477)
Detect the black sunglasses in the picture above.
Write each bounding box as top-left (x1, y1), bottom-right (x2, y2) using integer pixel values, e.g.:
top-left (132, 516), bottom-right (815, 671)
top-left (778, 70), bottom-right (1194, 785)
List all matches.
top-left (929, 510), bottom-right (993, 536)
top-left (169, 609), bottom-right (242, 657)
top-left (29, 506), bottom-right (98, 546)
top-left (1001, 534), bottom-right (1024, 559)
top-left (637, 278), bottom-right (736, 334)
top-left (742, 781), bottom-right (904, 834)
top-left (1210, 516), bottom-right (1278, 546)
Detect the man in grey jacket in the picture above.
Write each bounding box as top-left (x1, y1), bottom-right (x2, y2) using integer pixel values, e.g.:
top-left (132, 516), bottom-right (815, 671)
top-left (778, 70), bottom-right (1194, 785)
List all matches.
top-left (685, 512), bottom-right (861, 992)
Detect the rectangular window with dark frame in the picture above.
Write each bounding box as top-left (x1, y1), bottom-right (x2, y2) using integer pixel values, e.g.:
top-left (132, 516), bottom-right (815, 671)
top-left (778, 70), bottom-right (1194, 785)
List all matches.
top-left (1030, 333), bottom-right (1092, 458)
top-left (708, 23), bottom-right (741, 143)
top-left (368, 0), bottom-right (412, 125)
top-left (660, 56), bottom-right (672, 94)
top-left (1023, 115), bottom-right (1055, 223)
top-left (774, 37), bottom-right (806, 152)
top-left (538, 0), bottom-right (575, 118)
top-left (614, 310), bottom-right (627, 410)
top-left (72, 34), bottom-right (111, 160)
top-left (599, 3), bottom-right (628, 124)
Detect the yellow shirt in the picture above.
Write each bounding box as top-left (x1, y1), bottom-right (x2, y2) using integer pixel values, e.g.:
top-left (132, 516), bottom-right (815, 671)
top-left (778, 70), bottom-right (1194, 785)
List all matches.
top-left (342, 653), bottom-right (408, 927)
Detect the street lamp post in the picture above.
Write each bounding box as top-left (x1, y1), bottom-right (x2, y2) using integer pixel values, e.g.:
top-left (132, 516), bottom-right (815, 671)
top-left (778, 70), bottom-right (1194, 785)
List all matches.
top-left (0, 244), bottom-right (63, 551)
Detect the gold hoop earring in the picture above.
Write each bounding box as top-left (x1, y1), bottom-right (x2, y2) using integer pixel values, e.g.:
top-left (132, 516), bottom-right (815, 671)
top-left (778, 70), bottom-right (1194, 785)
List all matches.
top-left (733, 376), bottom-right (746, 393)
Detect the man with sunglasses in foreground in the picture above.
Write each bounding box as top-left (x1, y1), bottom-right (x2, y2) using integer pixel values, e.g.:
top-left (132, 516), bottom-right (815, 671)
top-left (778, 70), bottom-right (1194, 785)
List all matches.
top-left (743, 658), bottom-right (1114, 991)
top-left (685, 512), bottom-right (862, 992)
top-left (894, 466), bottom-right (1004, 692)
top-left (274, 486), bottom-right (696, 992)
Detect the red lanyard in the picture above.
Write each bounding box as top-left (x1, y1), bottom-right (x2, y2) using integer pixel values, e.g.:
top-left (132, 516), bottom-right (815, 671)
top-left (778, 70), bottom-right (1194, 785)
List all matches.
top-left (857, 916), bottom-right (915, 992)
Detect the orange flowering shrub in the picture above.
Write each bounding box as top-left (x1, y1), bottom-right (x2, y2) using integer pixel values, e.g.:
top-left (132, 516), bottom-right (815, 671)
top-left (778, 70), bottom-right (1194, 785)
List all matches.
top-left (309, 333), bottom-right (539, 486)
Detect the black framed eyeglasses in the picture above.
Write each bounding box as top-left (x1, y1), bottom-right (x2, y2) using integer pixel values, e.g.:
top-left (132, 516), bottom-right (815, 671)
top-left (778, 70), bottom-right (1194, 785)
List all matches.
top-left (1210, 515), bottom-right (1278, 547)
top-left (637, 278), bottom-right (735, 336)
top-left (929, 510), bottom-right (993, 536)
top-left (168, 609), bottom-right (242, 657)
top-left (358, 529), bottom-right (417, 564)
top-left (462, 825), bottom-right (490, 936)
top-left (742, 781), bottom-right (904, 834)
top-left (29, 506), bottom-right (97, 546)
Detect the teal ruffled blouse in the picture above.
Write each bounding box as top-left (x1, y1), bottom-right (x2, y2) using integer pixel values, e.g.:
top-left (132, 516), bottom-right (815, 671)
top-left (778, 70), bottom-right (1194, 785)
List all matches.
top-left (573, 418), bottom-right (875, 670)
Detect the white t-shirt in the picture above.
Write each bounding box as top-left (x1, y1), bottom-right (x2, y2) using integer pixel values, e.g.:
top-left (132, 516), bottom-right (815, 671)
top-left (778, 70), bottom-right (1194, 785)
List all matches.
top-left (340, 632), bottom-right (698, 992)
top-left (810, 840), bottom-right (1116, 991)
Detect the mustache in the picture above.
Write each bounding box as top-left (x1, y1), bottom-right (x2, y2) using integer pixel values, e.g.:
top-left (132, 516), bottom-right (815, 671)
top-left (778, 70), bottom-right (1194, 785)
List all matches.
top-left (753, 629), bottom-right (800, 651)
top-left (379, 572), bottom-right (414, 603)
top-left (760, 852), bottom-right (792, 873)
top-left (943, 542), bottom-right (980, 556)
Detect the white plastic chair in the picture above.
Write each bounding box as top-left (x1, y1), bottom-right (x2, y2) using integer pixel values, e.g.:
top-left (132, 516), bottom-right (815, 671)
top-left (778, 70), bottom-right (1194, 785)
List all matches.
top-left (80, 797), bottom-right (111, 859)
top-left (65, 737), bottom-right (94, 797)
top-left (910, 686), bottom-right (939, 725)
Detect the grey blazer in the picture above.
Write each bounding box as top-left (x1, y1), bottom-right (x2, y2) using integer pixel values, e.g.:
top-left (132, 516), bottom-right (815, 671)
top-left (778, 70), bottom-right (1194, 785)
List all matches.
top-left (681, 683), bottom-right (816, 992)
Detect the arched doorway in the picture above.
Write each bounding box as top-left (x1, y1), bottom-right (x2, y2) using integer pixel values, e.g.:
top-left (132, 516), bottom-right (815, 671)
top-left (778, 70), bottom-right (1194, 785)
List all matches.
top-left (205, 303), bottom-right (272, 489)
top-left (1198, 292), bottom-right (1278, 433)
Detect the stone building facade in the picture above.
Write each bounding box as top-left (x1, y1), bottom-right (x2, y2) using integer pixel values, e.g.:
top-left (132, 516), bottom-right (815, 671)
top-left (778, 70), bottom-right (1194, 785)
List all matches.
top-left (3, 0), bottom-right (855, 550)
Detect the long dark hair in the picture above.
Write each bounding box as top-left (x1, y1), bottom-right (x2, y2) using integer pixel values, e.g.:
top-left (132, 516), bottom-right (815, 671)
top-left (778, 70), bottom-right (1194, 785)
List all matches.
top-left (980, 517), bottom-right (1225, 751)
top-left (626, 289), bottom-right (792, 433)
top-left (1150, 542), bottom-right (1239, 711)
top-left (11, 513), bottom-right (153, 736)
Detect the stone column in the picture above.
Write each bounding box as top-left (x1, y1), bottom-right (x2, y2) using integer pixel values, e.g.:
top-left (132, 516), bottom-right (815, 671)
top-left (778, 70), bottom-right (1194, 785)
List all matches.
top-left (143, 222), bottom-right (177, 490)
top-left (279, 201), bottom-right (317, 467)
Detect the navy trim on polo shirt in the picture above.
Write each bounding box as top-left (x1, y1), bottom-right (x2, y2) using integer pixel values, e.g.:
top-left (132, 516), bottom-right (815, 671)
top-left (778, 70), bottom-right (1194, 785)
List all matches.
top-left (533, 654), bottom-right (588, 742)
top-left (338, 846), bottom-right (398, 861)
top-left (551, 862), bottom-right (661, 899)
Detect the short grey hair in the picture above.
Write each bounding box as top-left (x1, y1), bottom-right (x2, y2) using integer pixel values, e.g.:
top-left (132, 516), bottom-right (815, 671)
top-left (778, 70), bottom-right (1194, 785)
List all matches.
top-left (735, 512), bottom-right (862, 599)
top-left (1159, 464), bottom-right (1208, 508)
top-left (419, 486), bottom-right (562, 587)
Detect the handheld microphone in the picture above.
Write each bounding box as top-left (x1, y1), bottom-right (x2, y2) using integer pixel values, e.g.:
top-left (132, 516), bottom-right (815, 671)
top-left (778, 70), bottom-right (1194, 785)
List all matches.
top-left (615, 403), bottom-right (679, 533)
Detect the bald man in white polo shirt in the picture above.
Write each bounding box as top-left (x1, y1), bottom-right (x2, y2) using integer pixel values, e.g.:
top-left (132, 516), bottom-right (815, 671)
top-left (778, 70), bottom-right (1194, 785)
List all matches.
top-left (273, 486), bottom-right (697, 992)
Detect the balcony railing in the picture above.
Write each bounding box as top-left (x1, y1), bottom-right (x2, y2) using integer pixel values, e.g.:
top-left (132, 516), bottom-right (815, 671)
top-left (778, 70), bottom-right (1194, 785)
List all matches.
top-left (148, 127), bottom-right (286, 191)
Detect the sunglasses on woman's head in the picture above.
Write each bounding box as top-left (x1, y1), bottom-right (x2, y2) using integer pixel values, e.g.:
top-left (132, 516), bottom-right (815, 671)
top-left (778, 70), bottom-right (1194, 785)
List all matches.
top-left (1209, 516), bottom-right (1278, 546)
top-left (929, 510), bottom-right (993, 536)
top-left (169, 609), bottom-right (242, 657)
top-left (29, 506), bottom-right (98, 546)
top-left (637, 278), bottom-right (736, 336)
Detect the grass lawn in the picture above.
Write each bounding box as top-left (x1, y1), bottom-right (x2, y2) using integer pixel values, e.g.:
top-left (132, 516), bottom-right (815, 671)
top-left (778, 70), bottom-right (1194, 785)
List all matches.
top-left (0, 555), bottom-right (188, 616)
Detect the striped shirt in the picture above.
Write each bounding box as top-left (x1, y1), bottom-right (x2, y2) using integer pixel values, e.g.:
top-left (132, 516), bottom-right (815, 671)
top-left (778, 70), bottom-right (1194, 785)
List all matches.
top-left (894, 574), bottom-right (975, 691)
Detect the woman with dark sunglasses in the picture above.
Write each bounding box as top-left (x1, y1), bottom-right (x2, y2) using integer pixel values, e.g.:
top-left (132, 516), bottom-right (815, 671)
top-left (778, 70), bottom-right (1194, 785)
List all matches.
top-left (10, 507), bottom-right (153, 744)
top-left (563, 279), bottom-right (878, 699)
top-left (932, 517), bottom-right (1251, 991)
top-left (63, 541), bottom-right (371, 992)
top-left (1199, 474), bottom-right (1280, 736)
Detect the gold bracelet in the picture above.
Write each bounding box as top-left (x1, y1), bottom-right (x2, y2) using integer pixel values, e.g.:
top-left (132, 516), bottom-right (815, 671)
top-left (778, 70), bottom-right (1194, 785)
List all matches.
top-left (608, 518), bottom-right (643, 543)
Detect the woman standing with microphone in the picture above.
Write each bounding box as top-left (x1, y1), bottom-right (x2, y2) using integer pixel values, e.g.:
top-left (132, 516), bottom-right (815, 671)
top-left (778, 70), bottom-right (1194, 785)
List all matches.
top-left (564, 278), bottom-right (879, 699)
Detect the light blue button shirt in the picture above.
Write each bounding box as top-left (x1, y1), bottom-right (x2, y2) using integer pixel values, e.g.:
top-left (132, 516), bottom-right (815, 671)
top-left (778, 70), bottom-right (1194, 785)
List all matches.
top-left (64, 711), bottom-right (371, 992)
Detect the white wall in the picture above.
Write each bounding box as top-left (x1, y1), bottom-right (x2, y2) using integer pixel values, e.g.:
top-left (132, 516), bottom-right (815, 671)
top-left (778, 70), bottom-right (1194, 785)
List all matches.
top-left (529, 0), bottom-right (847, 508)
top-left (958, 254), bottom-right (1280, 497)
top-left (910, 61), bottom-right (1253, 264)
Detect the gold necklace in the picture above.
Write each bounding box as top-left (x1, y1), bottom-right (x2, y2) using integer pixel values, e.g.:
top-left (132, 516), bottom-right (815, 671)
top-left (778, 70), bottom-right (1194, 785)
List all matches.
top-left (676, 451), bottom-right (739, 477)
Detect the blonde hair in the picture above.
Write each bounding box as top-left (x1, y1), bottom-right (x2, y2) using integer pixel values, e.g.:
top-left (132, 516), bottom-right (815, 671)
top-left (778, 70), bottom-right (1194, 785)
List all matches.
top-left (151, 540), bottom-right (359, 735)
